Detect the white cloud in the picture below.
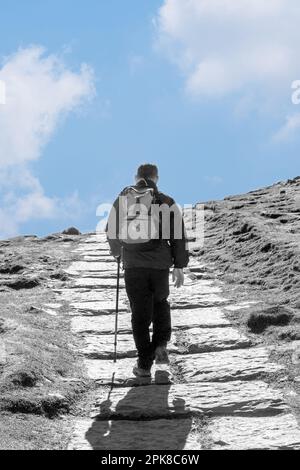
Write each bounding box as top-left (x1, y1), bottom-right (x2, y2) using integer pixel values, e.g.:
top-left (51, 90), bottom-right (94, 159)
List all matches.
top-left (156, 0), bottom-right (300, 102)
top-left (272, 113), bottom-right (300, 142)
top-left (0, 166), bottom-right (88, 237)
top-left (0, 46), bottom-right (95, 238)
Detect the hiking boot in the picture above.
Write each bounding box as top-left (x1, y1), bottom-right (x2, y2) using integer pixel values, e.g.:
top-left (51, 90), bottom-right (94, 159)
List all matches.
top-left (155, 345), bottom-right (169, 364)
top-left (132, 363), bottom-right (151, 378)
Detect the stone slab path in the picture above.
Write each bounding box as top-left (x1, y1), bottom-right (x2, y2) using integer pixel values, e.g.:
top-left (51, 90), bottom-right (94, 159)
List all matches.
top-left (67, 233), bottom-right (300, 450)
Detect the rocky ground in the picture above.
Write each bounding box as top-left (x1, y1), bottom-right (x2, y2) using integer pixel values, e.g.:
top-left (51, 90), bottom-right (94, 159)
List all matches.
top-left (198, 176), bottom-right (300, 316)
top-left (0, 231), bottom-right (86, 449)
top-left (0, 176), bottom-right (300, 450)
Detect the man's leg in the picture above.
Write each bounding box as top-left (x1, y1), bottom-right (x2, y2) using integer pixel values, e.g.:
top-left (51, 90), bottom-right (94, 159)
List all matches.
top-left (150, 269), bottom-right (171, 351)
top-left (124, 268), bottom-right (154, 370)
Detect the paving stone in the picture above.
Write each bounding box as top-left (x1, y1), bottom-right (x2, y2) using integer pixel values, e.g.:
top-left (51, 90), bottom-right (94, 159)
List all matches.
top-left (84, 357), bottom-right (173, 386)
top-left (84, 357), bottom-right (136, 383)
top-left (90, 381), bottom-right (287, 419)
top-left (76, 274), bottom-right (120, 281)
top-left (84, 235), bottom-right (107, 244)
top-left (83, 255), bottom-right (114, 262)
top-left (61, 289), bottom-right (129, 304)
top-left (71, 314), bottom-right (132, 335)
top-left (173, 327), bottom-right (252, 353)
top-left (61, 289), bottom-right (127, 303)
top-left (81, 335), bottom-right (137, 359)
top-left (65, 261), bottom-right (116, 275)
top-left (74, 246), bottom-right (110, 254)
top-left (69, 271), bottom-right (120, 282)
top-left (209, 414), bottom-right (300, 450)
top-left (69, 300), bottom-right (128, 315)
top-left (71, 278), bottom-right (125, 289)
top-left (80, 334), bottom-right (179, 360)
top-left (170, 284), bottom-right (222, 298)
top-left (171, 294), bottom-right (229, 309)
top-left (181, 278), bottom-right (216, 287)
top-left (68, 418), bottom-right (200, 450)
top-left (171, 308), bottom-right (231, 329)
top-left (173, 347), bottom-right (284, 383)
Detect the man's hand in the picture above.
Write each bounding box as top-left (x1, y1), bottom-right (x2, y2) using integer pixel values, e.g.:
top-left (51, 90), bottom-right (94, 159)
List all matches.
top-left (172, 268), bottom-right (184, 288)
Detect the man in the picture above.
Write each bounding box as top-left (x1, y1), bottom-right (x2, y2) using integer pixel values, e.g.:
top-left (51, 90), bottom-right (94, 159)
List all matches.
top-left (106, 164), bottom-right (189, 378)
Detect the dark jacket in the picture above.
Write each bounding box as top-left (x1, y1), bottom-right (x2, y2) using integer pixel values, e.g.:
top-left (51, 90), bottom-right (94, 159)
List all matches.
top-left (106, 179), bottom-right (189, 270)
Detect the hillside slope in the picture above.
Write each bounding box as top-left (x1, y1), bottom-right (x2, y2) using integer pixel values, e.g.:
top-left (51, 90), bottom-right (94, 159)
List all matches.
top-left (197, 176), bottom-right (300, 311)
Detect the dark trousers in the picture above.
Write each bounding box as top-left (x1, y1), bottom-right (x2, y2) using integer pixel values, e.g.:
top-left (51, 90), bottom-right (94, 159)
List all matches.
top-left (124, 268), bottom-right (171, 369)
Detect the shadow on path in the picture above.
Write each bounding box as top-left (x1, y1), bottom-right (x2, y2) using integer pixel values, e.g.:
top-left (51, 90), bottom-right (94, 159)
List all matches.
top-left (85, 371), bottom-right (192, 450)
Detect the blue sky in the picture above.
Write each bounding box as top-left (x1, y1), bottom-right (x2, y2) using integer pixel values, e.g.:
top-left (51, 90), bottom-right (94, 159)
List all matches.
top-left (0, 0), bottom-right (300, 238)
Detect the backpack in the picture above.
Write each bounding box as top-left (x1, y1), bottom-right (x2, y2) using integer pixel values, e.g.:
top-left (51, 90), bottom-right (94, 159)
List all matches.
top-left (118, 185), bottom-right (161, 251)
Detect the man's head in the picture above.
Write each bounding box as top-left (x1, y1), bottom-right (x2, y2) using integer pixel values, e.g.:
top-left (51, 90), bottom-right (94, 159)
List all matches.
top-left (136, 164), bottom-right (159, 184)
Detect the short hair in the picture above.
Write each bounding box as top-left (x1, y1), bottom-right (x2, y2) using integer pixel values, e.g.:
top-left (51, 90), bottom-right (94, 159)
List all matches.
top-left (137, 164), bottom-right (158, 180)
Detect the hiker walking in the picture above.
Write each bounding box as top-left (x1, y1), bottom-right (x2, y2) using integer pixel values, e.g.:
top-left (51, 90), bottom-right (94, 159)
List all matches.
top-left (106, 164), bottom-right (189, 378)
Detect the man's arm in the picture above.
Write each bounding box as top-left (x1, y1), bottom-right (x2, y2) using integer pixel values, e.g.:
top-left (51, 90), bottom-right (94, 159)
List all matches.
top-left (169, 200), bottom-right (189, 269)
top-left (168, 198), bottom-right (189, 288)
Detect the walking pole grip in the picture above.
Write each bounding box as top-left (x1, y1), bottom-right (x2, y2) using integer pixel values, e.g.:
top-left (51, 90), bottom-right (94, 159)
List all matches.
top-left (114, 256), bottom-right (121, 363)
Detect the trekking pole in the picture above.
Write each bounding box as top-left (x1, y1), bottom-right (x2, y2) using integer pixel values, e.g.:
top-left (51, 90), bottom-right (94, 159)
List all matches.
top-left (113, 256), bottom-right (121, 363)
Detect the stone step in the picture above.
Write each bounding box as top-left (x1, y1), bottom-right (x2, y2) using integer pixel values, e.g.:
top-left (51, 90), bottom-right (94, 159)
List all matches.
top-left (69, 300), bottom-right (128, 316)
top-left (71, 307), bottom-right (230, 335)
top-left (209, 414), bottom-right (300, 450)
top-left (90, 381), bottom-right (287, 419)
top-left (84, 358), bottom-right (173, 385)
top-left (84, 235), bottom-right (107, 244)
top-left (71, 277), bottom-right (123, 290)
top-left (80, 335), bottom-right (138, 359)
top-left (60, 288), bottom-right (127, 303)
top-left (72, 314), bottom-right (132, 335)
top-left (173, 327), bottom-right (252, 354)
top-left (172, 308), bottom-right (231, 329)
top-left (74, 246), bottom-right (110, 253)
top-left (65, 261), bottom-right (117, 275)
top-left (171, 296), bottom-right (229, 309)
top-left (80, 334), bottom-right (179, 359)
top-left (83, 240), bottom-right (108, 246)
top-left (83, 256), bottom-right (115, 262)
top-left (173, 347), bottom-right (284, 383)
top-left (68, 418), bottom-right (200, 450)
top-left (170, 284), bottom-right (222, 298)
